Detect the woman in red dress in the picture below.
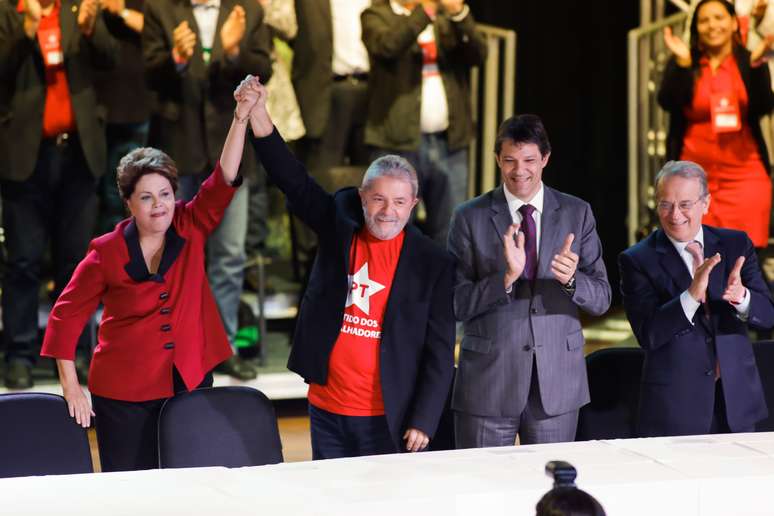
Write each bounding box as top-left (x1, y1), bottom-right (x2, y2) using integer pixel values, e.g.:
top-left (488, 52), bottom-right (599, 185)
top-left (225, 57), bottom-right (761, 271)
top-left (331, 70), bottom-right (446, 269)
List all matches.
top-left (659, 0), bottom-right (774, 247)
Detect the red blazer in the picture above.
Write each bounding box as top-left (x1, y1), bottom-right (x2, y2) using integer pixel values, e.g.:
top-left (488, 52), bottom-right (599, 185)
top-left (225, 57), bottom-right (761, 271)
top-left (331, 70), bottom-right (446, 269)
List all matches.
top-left (41, 165), bottom-right (237, 402)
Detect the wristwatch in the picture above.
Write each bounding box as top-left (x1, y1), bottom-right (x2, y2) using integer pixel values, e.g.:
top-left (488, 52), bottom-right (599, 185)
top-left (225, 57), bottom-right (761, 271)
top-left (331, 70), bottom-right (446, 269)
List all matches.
top-left (563, 275), bottom-right (576, 293)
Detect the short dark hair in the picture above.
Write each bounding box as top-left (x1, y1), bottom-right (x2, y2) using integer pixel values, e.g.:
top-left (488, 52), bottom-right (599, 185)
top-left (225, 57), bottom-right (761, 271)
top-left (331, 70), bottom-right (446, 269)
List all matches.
top-left (494, 114), bottom-right (552, 157)
top-left (536, 487), bottom-right (606, 516)
top-left (117, 147), bottom-right (179, 200)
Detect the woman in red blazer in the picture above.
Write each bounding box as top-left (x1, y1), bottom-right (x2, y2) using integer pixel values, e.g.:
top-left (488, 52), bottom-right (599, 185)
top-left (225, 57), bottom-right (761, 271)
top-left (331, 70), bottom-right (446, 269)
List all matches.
top-left (40, 76), bottom-right (262, 472)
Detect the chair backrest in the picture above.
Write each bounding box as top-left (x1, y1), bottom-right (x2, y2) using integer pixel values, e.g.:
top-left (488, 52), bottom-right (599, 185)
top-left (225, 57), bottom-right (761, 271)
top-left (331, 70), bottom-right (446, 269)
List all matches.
top-left (0, 393), bottom-right (93, 478)
top-left (575, 347), bottom-right (644, 441)
top-left (157, 386), bottom-right (283, 469)
top-left (753, 340), bottom-right (774, 432)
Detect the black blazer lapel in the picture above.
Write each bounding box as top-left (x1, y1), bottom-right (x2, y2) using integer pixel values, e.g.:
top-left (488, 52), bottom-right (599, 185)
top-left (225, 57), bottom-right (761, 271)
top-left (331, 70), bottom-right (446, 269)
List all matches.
top-left (59, 0), bottom-right (77, 57)
top-left (655, 229), bottom-right (693, 295)
top-left (537, 186), bottom-right (561, 280)
top-left (703, 226), bottom-right (724, 320)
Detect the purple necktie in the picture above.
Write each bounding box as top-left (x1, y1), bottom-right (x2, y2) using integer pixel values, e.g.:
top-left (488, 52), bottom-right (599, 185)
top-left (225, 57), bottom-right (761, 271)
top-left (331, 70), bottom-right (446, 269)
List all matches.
top-left (518, 204), bottom-right (537, 282)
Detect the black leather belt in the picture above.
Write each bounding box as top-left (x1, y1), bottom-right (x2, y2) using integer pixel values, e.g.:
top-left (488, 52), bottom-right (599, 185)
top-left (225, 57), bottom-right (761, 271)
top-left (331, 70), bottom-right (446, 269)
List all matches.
top-left (332, 73), bottom-right (369, 83)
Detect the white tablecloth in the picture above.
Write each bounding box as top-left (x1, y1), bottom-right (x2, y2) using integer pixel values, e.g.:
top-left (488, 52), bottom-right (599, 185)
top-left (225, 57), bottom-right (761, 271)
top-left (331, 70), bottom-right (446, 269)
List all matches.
top-left (4, 433), bottom-right (774, 515)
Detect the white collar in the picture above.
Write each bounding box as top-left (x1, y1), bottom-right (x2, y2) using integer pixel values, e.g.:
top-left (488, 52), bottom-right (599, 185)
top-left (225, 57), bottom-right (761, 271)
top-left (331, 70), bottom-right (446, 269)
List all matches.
top-left (503, 182), bottom-right (545, 216)
top-left (666, 226), bottom-right (705, 254)
top-left (390, 1), bottom-right (412, 16)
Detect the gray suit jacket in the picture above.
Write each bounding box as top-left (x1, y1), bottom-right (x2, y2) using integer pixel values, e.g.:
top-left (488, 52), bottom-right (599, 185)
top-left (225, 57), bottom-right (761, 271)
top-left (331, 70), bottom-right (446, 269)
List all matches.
top-left (449, 185), bottom-right (611, 418)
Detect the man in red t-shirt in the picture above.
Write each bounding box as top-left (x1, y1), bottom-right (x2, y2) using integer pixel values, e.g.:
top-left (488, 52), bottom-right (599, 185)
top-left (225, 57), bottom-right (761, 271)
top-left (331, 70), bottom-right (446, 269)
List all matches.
top-left (0, 0), bottom-right (117, 388)
top-left (246, 77), bottom-right (456, 459)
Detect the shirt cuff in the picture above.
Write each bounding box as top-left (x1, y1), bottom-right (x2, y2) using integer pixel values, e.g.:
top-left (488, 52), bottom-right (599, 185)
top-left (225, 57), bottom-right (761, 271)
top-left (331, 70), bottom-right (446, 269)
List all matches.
top-left (450, 4), bottom-right (470, 21)
top-left (733, 288), bottom-right (751, 318)
top-left (680, 290), bottom-right (701, 324)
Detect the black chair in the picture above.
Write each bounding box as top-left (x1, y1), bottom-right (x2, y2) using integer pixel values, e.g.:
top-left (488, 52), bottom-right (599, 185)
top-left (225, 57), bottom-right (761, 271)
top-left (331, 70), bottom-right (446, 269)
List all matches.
top-left (753, 340), bottom-right (774, 432)
top-left (157, 386), bottom-right (283, 468)
top-left (0, 393), bottom-right (93, 478)
top-left (575, 347), bottom-right (644, 441)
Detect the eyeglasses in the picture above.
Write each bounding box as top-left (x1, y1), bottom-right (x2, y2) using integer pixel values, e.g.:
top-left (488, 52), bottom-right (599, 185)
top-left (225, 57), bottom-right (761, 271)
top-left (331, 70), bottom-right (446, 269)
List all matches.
top-left (656, 197), bottom-right (706, 214)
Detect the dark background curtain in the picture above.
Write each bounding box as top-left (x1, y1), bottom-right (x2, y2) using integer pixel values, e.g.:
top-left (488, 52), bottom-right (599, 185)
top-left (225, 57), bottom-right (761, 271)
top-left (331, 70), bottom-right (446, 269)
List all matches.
top-left (467, 0), bottom-right (641, 303)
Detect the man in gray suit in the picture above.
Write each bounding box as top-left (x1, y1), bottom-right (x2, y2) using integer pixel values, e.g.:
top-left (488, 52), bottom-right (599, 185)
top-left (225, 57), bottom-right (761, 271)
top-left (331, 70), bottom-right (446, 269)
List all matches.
top-left (448, 114), bottom-right (611, 447)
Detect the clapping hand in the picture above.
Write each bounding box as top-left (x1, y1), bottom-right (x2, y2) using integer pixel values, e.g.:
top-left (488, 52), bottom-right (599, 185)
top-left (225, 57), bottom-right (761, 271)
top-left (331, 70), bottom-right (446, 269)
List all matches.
top-left (78, 0), bottom-right (99, 36)
top-left (21, 0), bottom-right (42, 38)
top-left (688, 253), bottom-right (721, 303)
top-left (221, 5), bottom-right (246, 58)
top-left (722, 256), bottom-right (747, 305)
top-left (663, 26), bottom-right (691, 68)
top-left (173, 20), bottom-right (197, 63)
top-left (503, 223), bottom-right (526, 290)
top-left (551, 233), bottom-right (578, 285)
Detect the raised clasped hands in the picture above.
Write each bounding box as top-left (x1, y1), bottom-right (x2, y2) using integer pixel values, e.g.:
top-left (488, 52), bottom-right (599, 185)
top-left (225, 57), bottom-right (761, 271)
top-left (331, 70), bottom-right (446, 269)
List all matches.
top-left (232, 75), bottom-right (273, 136)
top-left (233, 74), bottom-right (262, 122)
top-left (722, 256), bottom-right (747, 305)
top-left (503, 223), bottom-right (526, 290)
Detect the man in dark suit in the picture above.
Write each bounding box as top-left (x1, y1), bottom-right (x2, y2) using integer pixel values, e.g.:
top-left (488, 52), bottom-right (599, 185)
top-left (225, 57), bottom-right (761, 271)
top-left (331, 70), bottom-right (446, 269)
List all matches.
top-left (449, 115), bottom-right (611, 447)
top-left (142, 0), bottom-right (272, 378)
top-left (620, 160), bottom-right (774, 436)
top-left (0, 0), bottom-right (118, 388)
top-left (361, 0), bottom-right (486, 244)
top-left (292, 0), bottom-right (371, 178)
top-left (246, 76), bottom-right (455, 459)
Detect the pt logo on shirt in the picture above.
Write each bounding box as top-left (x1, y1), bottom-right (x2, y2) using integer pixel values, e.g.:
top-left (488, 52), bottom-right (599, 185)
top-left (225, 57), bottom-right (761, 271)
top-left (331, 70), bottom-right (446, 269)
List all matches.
top-left (346, 263), bottom-right (385, 316)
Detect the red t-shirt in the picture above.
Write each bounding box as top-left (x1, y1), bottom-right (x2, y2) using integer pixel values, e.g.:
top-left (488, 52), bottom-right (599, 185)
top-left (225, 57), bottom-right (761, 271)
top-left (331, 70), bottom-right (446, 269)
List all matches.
top-left (307, 228), bottom-right (405, 416)
top-left (19, 0), bottom-right (76, 137)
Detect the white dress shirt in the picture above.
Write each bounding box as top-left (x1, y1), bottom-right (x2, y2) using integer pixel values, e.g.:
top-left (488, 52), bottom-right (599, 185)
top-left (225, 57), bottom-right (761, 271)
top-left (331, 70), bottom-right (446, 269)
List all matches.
top-left (504, 182), bottom-right (545, 259)
top-left (330, 0), bottom-right (370, 75)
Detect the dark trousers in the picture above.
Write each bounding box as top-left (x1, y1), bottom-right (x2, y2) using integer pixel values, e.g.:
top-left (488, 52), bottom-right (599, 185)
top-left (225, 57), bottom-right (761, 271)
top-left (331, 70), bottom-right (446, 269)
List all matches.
top-left (92, 368), bottom-right (213, 472)
top-left (297, 79), bottom-right (370, 181)
top-left (97, 122), bottom-right (148, 234)
top-left (1, 134), bottom-right (97, 364)
top-left (308, 404), bottom-right (396, 460)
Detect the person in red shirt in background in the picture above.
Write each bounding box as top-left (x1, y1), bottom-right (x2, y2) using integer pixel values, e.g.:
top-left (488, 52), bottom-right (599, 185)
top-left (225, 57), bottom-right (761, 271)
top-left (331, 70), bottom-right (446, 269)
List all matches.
top-left (40, 75), bottom-right (260, 472)
top-left (660, 0), bottom-right (774, 249)
top-left (0, 0), bottom-right (118, 388)
top-left (246, 76), bottom-right (456, 460)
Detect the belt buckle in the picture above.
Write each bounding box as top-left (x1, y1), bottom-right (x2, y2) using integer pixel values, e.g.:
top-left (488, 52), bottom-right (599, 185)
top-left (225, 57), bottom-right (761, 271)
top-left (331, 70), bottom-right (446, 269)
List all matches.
top-left (55, 132), bottom-right (69, 147)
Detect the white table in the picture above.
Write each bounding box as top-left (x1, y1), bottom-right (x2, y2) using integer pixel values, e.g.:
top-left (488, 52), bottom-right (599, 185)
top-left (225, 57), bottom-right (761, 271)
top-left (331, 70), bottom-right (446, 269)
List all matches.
top-left (4, 433), bottom-right (774, 515)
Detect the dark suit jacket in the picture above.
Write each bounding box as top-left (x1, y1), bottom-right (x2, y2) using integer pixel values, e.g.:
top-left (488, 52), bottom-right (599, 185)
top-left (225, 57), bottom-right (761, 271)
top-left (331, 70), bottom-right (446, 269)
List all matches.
top-left (251, 128), bottom-right (456, 450)
top-left (291, 0), bottom-right (334, 139)
top-left (142, 0), bottom-right (272, 175)
top-left (619, 226), bottom-right (774, 436)
top-left (41, 167), bottom-right (238, 402)
top-left (0, 0), bottom-right (118, 181)
top-left (658, 45), bottom-right (774, 170)
top-left (360, 3), bottom-right (486, 152)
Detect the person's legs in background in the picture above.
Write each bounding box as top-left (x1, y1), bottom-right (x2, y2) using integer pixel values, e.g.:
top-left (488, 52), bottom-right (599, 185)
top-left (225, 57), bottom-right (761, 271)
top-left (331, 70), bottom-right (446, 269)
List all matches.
top-left (98, 122), bottom-right (149, 234)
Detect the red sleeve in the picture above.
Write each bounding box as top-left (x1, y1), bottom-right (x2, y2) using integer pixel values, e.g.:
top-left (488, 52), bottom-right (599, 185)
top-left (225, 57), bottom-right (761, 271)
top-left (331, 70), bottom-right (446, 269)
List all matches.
top-left (179, 161), bottom-right (240, 236)
top-left (40, 248), bottom-right (106, 361)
